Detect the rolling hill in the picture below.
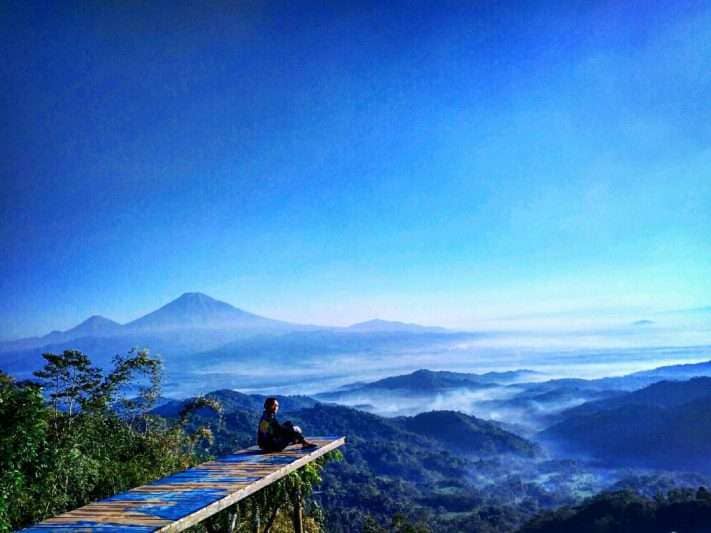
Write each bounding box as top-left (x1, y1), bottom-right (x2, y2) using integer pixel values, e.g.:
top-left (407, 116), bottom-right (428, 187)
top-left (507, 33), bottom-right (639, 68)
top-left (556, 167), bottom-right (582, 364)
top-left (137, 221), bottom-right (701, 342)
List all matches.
top-left (398, 410), bottom-right (540, 457)
top-left (539, 377), bottom-right (711, 472)
top-left (316, 368), bottom-right (541, 401)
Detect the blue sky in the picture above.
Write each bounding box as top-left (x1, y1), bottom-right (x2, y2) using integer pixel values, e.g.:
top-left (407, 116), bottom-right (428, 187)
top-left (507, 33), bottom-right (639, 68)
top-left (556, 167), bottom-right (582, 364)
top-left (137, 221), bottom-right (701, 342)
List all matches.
top-left (2, 0), bottom-right (710, 338)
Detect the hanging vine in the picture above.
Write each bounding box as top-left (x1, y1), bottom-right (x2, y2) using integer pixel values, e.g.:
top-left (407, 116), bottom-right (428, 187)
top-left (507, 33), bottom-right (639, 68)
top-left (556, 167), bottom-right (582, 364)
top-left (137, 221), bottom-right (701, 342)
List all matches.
top-left (194, 450), bottom-right (342, 533)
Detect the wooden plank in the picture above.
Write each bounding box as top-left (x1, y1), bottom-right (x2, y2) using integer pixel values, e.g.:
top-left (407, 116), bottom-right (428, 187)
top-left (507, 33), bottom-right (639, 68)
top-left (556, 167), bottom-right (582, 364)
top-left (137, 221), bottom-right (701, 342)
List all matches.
top-left (20, 436), bottom-right (345, 533)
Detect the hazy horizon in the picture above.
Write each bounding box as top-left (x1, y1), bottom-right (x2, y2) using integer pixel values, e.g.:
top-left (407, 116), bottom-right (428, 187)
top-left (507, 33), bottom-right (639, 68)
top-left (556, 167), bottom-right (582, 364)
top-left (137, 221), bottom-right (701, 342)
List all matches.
top-left (1, 288), bottom-right (709, 342)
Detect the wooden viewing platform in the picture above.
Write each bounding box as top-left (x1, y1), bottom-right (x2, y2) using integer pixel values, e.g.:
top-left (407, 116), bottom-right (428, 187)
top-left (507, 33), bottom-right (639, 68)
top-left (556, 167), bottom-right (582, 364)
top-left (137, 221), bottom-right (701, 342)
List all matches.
top-left (20, 436), bottom-right (345, 533)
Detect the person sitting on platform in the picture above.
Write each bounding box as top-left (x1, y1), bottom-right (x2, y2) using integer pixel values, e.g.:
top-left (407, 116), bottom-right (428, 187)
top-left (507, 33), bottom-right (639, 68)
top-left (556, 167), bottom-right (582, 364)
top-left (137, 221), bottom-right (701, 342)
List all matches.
top-left (257, 397), bottom-right (317, 451)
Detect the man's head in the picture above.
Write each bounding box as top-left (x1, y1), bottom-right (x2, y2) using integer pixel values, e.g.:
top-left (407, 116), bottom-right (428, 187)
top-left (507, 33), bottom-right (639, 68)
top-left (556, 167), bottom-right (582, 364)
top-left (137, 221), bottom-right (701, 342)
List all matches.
top-left (264, 397), bottom-right (279, 414)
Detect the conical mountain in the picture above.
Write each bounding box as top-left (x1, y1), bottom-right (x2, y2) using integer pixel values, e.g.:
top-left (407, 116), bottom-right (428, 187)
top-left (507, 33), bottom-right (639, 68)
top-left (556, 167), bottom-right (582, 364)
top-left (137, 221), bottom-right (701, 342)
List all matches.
top-left (125, 292), bottom-right (292, 331)
top-left (64, 315), bottom-right (122, 337)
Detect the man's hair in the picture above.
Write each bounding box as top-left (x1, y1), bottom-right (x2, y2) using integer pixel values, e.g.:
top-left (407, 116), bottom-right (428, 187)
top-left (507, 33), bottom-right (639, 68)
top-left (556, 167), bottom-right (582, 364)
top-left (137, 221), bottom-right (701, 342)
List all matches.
top-left (264, 397), bottom-right (278, 410)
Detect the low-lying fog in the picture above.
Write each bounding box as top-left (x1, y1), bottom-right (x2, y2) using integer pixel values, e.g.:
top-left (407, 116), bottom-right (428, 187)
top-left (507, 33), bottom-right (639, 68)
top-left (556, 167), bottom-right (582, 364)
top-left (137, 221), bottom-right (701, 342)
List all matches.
top-left (194, 341), bottom-right (710, 397)
top-left (162, 319), bottom-right (711, 508)
top-left (158, 313), bottom-right (711, 396)
top-left (161, 321), bottom-right (711, 439)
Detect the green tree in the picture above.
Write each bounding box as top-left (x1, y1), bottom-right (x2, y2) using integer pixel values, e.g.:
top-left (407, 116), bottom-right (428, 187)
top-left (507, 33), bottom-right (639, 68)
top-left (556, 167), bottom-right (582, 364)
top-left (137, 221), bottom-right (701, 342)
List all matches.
top-left (0, 372), bottom-right (48, 530)
top-left (0, 349), bottom-right (207, 531)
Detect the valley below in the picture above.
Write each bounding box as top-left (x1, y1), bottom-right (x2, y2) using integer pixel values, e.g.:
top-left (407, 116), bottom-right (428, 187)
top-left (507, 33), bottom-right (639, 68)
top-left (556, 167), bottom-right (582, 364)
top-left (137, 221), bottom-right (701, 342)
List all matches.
top-left (3, 293), bottom-right (711, 531)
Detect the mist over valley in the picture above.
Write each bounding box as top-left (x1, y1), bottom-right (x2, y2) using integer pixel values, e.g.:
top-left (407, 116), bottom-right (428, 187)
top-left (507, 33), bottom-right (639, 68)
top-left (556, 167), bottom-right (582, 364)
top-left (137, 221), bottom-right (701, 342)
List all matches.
top-left (3, 292), bottom-right (711, 531)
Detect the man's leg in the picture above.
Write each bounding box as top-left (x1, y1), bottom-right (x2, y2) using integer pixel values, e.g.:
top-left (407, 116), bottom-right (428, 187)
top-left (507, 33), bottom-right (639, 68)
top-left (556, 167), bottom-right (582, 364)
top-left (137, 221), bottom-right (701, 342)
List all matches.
top-left (282, 421), bottom-right (306, 444)
top-left (263, 435), bottom-right (291, 452)
top-left (281, 422), bottom-right (316, 448)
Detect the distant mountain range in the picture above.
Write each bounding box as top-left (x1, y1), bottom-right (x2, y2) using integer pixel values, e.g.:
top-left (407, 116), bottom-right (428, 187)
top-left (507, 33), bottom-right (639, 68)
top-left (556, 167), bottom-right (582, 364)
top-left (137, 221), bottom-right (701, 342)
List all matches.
top-left (0, 293), bottom-right (455, 353)
top-left (346, 319), bottom-right (447, 334)
top-left (316, 368), bottom-right (542, 401)
top-left (320, 360), bottom-right (711, 402)
top-left (504, 358), bottom-right (711, 396)
top-left (472, 359), bottom-right (711, 433)
top-left (625, 359), bottom-right (711, 382)
top-left (0, 292), bottom-right (471, 382)
top-left (314, 360), bottom-right (711, 434)
top-left (0, 293), bottom-right (304, 354)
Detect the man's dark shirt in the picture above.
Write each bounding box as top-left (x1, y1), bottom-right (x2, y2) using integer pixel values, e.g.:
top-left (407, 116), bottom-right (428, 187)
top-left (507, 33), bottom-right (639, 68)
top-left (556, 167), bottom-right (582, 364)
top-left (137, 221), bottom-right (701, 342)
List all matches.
top-left (257, 410), bottom-right (281, 450)
top-left (257, 410), bottom-right (304, 451)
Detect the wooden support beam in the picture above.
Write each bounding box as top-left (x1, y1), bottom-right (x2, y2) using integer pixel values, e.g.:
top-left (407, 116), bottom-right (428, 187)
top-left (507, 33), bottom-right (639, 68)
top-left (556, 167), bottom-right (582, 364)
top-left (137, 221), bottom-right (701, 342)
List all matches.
top-left (228, 506), bottom-right (238, 533)
top-left (291, 486), bottom-right (304, 533)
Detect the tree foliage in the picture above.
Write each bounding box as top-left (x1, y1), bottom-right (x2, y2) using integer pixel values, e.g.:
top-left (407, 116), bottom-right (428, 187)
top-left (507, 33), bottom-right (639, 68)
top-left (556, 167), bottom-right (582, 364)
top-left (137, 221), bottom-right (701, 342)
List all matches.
top-left (519, 488), bottom-right (711, 533)
top-left (0, 350), bottom-right (212, 531)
